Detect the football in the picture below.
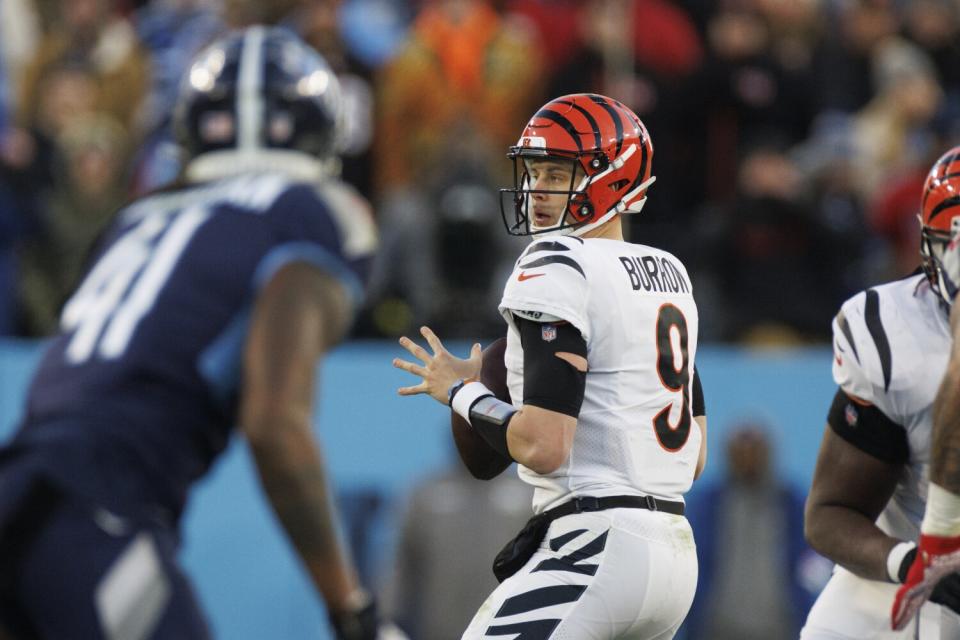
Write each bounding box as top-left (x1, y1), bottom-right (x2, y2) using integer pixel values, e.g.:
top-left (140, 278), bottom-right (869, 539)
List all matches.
top-left (451, 336), bottom-right (513, 479)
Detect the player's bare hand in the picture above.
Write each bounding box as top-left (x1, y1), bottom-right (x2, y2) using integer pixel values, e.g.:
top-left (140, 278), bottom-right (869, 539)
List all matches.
top-left (393, 326), bottom-right (482, 405)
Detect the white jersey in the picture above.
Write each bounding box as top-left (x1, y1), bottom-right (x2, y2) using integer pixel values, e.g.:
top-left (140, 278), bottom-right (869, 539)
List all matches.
top-left (498, 235), bottom-right (700, 514)
top-left (803, 274), bottom-right (956, 639)
top-left (832, 274), bottom-right (950, 541)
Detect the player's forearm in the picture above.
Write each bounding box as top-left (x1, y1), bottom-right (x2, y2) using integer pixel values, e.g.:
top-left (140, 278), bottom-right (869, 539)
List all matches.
top-left (931, 351), bottom-right (960, 493)
top-left (506, 407), bottom-right (574, 474)
top-left (804, 503), bottom-right (900, 581)
top-left (248, 418), bottom-right (360, 611)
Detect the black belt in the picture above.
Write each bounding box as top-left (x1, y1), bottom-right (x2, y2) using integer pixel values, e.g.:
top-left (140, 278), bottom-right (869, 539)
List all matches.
top-left (492, 493), bottom-right (685, 582)
top-left (545, 494), bottom-right (685, 518)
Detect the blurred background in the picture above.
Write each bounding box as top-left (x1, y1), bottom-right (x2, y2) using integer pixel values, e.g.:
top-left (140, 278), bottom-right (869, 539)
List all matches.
top-left (0, 0), bottom-right (953, 637)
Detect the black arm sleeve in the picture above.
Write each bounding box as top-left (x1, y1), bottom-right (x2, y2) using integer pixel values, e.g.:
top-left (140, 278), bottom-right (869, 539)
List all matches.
top-left (516, 316), bottom-right (587, 418)
top-left (827, 388), bottom-right (909, 465)
top-left (692, 366), bottom-right (705, 417)
top-left (468, 396), bottom-right (516, 461)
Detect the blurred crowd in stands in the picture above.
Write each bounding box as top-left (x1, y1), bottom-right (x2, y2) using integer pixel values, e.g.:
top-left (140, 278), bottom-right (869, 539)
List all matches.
top-left (1, 0), bottom-right (957, 344)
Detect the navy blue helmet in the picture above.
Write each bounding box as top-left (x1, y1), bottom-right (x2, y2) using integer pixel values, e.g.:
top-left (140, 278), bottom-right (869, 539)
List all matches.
top-left (174, 26), bottom-right (343, 181)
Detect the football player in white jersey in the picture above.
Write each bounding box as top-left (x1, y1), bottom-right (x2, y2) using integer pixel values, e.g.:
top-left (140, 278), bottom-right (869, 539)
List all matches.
top-left (393, 93), bottom-right (706, 639)
top-left (892, 147), bottom-right (960, 631)
top-left (802, 146), bottom-right (960, 639)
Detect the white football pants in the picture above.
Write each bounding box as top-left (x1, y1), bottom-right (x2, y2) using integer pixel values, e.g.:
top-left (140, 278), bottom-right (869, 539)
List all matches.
top-left (462, 507), bottom-right (698, 639)
top-left (801, 565), bottom-right (960, 639)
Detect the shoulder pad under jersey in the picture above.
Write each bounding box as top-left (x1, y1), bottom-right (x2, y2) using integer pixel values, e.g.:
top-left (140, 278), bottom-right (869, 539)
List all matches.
top-left (500, 236), bottom-right (590, 338)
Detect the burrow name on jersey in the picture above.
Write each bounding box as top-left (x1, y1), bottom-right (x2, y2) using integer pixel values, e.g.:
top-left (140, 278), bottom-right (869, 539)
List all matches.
top-left (619, 255), bottom-right (689, 294)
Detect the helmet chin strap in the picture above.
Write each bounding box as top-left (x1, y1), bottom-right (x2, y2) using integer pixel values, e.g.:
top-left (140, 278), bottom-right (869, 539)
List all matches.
top-left (568, 206), bottom-right (629, 238)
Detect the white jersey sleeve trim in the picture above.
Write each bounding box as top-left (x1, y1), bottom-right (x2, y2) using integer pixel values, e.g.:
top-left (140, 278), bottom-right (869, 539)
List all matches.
top-left (511, 308), bottom-right (566, 323)
top-left (500, 296), bottom-right (589, 341)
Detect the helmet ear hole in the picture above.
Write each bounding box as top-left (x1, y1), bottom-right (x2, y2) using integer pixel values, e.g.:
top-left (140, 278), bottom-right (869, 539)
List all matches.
top-left (610, 179), bottom-right (630, 191)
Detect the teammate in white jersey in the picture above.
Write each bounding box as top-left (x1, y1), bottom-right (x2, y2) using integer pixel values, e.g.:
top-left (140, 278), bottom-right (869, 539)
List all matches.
top-left (891, 147), bottom-right (960, 631)
top-left (802, 147), bottom-right (960, 639)
top-left (393, 93), bottom-right (706, 639)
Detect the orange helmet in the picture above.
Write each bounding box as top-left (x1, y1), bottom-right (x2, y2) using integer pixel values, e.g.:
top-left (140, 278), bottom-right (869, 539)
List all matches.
top-left (499, 93), bottom-right (655, 237)
top-left (921, 146), bottom-right (960, 304)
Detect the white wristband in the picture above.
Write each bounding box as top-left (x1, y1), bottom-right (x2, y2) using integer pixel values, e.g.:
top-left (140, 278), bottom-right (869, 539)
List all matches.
top-left (451, 381), bottom-right (494, 424)
top-left (887, 541), bottom-right (917, 583)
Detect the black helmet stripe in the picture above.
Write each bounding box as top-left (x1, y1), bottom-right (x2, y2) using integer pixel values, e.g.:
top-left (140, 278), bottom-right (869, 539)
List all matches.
top-left (616, 99), bottom-right (646, 144)
top-left (925, 152), bottom-right (960, 211)
top-left (926, 170), bottom-right (960, 211)
top-left (587, 94), bottom-right (623, 155)
top-left (237, 26), bottom-right (266, 150)
top-left (612, 100), bottom-right (650, 195)
top-left (556, 100), bottom-right (601, 149)
top-left (534, 109), bottom-right (583, 152)
top-left (624, 108), bottom-right (649, 193)
top-left (928, 195), bottom-right (960, 224)
top-left (626, 134), bottom-right (649, 195)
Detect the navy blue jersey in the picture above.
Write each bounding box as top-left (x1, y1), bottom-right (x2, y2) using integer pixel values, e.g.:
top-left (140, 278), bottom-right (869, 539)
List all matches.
top-left (12, 173), bottom-right (376, 524)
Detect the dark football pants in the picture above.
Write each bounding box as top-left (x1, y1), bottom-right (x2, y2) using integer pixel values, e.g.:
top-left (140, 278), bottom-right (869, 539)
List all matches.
top-left (0, 466), bottom-right (210, 640)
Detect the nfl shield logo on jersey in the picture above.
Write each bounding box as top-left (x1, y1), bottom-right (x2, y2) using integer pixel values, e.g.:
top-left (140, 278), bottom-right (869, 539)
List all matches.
top-left (541, 324), bottom-right (557, 342)
top-left (844, 403), bottom-right (858, 427)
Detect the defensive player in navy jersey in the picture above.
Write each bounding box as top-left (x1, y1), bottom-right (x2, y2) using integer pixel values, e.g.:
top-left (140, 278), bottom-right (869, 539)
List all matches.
top-left (0, 28), bottom-right (397, 640)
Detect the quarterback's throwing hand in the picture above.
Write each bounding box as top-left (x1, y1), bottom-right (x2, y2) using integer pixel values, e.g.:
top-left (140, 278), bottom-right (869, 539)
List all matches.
top-left (393, 326), bottom-right (481, 405)
top-left (891, 534), bottom-right (960, 629)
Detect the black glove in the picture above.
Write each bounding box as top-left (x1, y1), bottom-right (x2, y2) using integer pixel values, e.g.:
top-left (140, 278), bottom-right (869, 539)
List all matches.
top-left (328, 598), bottom-right (378, 640)
top-left (899, 546), bottom-right (960, 614)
